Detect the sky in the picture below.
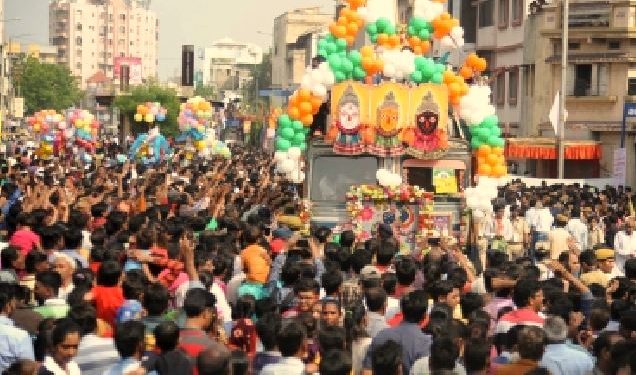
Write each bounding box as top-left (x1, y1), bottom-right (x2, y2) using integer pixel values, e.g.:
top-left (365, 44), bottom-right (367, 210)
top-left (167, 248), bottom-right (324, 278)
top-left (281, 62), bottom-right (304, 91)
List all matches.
top-left (4, 0), bottom-right (335, 79)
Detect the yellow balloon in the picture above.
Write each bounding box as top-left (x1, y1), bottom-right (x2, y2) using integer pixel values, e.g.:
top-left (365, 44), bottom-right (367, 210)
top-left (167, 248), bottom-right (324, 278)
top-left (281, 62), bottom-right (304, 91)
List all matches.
top-left (145, 114), bottom-right (155, 123)
top-left (134, 113), bottom-right (143, 122)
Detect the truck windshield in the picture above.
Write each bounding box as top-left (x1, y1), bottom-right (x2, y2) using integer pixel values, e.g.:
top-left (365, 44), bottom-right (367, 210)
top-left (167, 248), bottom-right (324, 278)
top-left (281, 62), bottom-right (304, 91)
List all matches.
top-left (310, 156), bottom-right (378, 202)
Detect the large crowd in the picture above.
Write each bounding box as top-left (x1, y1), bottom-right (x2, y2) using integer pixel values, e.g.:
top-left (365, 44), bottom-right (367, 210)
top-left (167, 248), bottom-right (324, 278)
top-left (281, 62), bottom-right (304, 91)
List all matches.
top-left (0, 143), bottom-right (636, 375)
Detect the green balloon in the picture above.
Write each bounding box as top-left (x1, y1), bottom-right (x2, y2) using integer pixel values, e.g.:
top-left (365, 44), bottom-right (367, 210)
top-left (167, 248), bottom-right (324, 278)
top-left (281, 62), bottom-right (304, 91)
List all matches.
top-left (488, 135), bottom-right (502, 147)
top-left (291, 139), bottom-right (302, 147)
top-left (342, 58), bottom-right (354, 73)
top-left (407, 25), bottom-right (417, 36)
top-left (336, 38), bottom-right (348, 51)
top-left (496, 138), bottom-right (506, 148)
top-left (482, 115), bottom-right (499, 128)
top-left (490, 126), bottom-right (502, 137)
top-left (318, 49), bottom-right (328, 59)
top-left (302, 127), bottom-right (311, 135)
top-left (276, 137), bottom-right (291, 151)
top-left (293, 132), bottom-right (306, 144)
top-left (278, 114), bottom-right (292, 128)
top-left (326, 42), bottom-right (337, 54)
top-left (280, 127), bottom-right (295, 140)
top-left (299, 142), bottom-right (308, 152)
top-left (335, 71), bottom-right (347, 82)
top-left (470, 138), bottom-right (483, 149)
top-left (370, 34), bottom-right (378, 43)
top-left (349, 50), bottom-right (362, 65)
top-left (328, 55), bottom-right (342, 71)
top-left (292, 120), bottom-right (304, 131)
top-left (411, 70), bottom-right (423, 83)
top-left (435, 63), bottom-right (446, 74)
top-left (366, 23), bottom-right (378, 35)
top-left (414, 56), bottom-right (426, 70)
top-left (468, 126), bottom-right (478, 135)
top-left (376, 17), bottom-right (391, 33)
top-left (431, 72), bottom-right (444, 84)
top-left (318, 39), bottom-right (327, 50)
top-left (418, 29), bottom-right (430, 40)
top-left (353, 66), bottom-right (366, 80)
top-left (421, 60), bottom-right (435, 78)
top-left (385, 24), bottom-right (396, 35)
top-left (412, 17), bottom-right (426, 30)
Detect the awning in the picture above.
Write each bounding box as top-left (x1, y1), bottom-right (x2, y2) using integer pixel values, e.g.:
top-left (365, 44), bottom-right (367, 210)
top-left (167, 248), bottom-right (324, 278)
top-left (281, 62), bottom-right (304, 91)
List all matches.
top-left (505, 138), bottom-right (602, 160)
top-left (403, 159), bottom-right (466, 169)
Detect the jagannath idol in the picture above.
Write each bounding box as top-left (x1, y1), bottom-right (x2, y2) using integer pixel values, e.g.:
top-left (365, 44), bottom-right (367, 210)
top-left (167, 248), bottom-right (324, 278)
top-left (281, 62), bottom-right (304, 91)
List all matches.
top-left (331, 85), bottom-right (365, 155)
top-left (406, 91), bottom-right (449, 157)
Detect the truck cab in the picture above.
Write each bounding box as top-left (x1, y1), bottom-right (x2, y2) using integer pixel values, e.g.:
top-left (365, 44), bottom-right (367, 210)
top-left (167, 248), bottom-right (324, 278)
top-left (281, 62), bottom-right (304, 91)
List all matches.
top-left (305, 138), bottom-right (472, 240)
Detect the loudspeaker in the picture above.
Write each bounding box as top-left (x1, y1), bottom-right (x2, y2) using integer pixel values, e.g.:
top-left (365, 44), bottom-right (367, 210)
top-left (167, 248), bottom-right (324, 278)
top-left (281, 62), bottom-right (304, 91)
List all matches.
top-left (182, 45), bottom-right (194, 87)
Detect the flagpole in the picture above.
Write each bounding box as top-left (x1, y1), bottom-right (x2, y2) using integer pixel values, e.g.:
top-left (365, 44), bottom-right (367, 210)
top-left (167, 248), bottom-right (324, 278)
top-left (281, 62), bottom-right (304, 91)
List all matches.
top-left (557, 0), bottom-right (568, 179)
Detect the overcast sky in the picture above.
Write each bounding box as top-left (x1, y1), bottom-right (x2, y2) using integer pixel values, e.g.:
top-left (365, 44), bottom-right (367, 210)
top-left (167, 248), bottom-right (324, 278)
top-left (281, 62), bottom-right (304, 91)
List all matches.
top-left (4, 0), bottom-right (335, 79)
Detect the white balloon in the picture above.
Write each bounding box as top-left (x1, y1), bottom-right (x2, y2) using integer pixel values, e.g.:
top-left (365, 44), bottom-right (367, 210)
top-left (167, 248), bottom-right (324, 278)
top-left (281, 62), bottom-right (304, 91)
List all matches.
top-left (280, 159), bottom-right (295, 174)
top-left (288, 147), bottom-right (302, 160)
top-left (301, 75), bottom-right (313, 90)
top-left (414, 0), bottom-right (444, 21)
top-left (383, 63), bottom-right (397, 78)
top-left (312, 84), bottom-right (327, 99)
top-left (460, 85), bottom-right (497, 125)
top-left (273, 151), bottom-right (287, 162)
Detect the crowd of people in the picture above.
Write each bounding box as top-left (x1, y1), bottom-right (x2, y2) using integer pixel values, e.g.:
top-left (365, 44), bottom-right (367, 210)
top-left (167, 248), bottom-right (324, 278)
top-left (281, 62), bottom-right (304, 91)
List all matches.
top-left (0, 144), bottom-right (636, 375)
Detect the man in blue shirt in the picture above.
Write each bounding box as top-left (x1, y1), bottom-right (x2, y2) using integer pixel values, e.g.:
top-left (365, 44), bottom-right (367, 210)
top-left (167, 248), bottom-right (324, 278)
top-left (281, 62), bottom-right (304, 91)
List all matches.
top-left (0, 283), bottom-right (35, 372)
top-left (540, 315), bottom-right (594, 375)
top-left (362, 290), bottom-right (432, 375)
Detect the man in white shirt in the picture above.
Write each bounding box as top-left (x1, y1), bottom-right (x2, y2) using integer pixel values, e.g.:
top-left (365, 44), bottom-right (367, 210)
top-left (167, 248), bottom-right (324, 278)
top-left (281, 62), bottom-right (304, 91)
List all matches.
top-left (484, 205), bottom-right (513, 252)
top-left (566, 208), bottom-right (588, 251)
top-left (261, 320), bottom-right (306, 375)
top-left (614, 220), bottom-right (636, 273)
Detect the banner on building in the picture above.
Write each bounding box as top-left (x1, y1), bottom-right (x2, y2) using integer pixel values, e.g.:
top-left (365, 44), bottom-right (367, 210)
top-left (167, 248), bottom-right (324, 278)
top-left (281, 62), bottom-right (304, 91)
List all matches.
top-left (114, 57), bottom-right (143, 85)
top-left (613, 148), bottom-right (627, 187)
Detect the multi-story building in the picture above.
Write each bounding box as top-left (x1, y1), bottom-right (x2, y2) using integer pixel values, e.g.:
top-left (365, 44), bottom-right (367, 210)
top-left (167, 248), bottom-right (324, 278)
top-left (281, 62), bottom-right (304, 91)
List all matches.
top-left (201, 38), bottom-right (263, 98)
top-left (271, 7), bottom-right (333, 97)
top-left (49, 0), bottom-right (158, 88)
top-left (6, 42), bottom-right (58, 64)
top-left (518, 0), bottom-right (633, 185)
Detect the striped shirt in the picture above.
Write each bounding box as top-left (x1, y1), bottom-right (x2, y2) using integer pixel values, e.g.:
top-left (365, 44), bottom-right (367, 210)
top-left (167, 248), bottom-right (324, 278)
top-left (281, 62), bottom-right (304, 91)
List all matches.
top-left (0, 315), bottom-right (34, 372)
top-left (74, 334), bottom-right (119, 375)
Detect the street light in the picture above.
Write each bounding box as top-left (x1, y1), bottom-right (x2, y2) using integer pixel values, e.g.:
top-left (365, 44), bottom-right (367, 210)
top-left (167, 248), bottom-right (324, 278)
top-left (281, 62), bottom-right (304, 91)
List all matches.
top-left (557, 0), bottom-right (569, 179)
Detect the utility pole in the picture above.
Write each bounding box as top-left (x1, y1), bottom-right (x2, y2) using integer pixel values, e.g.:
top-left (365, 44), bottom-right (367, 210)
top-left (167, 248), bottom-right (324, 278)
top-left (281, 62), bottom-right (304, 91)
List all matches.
top-left (557, 0), bottom-right (569, 179)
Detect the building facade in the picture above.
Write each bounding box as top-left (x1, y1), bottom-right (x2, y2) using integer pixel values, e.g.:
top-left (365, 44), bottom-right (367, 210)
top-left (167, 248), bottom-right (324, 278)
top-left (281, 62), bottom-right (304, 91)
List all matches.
top-left (49, 0), bottom-right (158, 88)
top-left (519, 0), bottom-right (636, 186)
top-left (201, 38), bottom-right (263, 98)
top-left (271, 7), bottom-right (333, 95)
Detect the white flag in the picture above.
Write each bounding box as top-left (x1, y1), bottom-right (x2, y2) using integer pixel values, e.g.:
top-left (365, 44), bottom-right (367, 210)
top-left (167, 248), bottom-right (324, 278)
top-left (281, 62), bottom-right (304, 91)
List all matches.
top-left (549, 91), bottom-right (560, 135)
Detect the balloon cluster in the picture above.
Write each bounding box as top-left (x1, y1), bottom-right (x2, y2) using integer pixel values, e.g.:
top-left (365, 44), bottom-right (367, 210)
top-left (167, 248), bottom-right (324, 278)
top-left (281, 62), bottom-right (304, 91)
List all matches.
top-left (129, 127), bottom-right (172, 164)
top-left (300, 63), bottom-right (335, 99)
top-left (211, 140), bottom-right (231, 159)
top-left (376, 168), bottom-right (403, 188)
top-left (134, 102), bottom-right (167, 123)
top-left (381, 49), bottom-right (416, 80)
top-left (459, 85), bottom-right (496, 125)
top-left (471, 120), bottom-right (507, 178)
top-left (67, 109), bottom-right (99, 152)
top-left (329, 7), bottom-right (365, 46)
top-left (366, 18), bottom-right (400, 48)
top-left (287, 89), bottom-right (324, 127)
top-left (413, 0), bottom-right (445, 22)
top-left (406, 17), bottom-right (433, 55)
top-left (432, 13), bottom-right (459, 39)
top-left (317, 34), bottom-right (349, 61)
top-left (274, 147), bottom-right (305, 184)
top-left (27, 110), bottom-right (64, 134)
top-left (411, 56), bottom-right (445, 84)
top-left (276, 115), bottom-right (308, 152)
top-left (459, 53), bottom-right (488, 80)
top-left (442, 71), bottom-right (470, 106)
top-left (464, 178), bottom-right (499, 216)
top-left (178, 96), bottom-right (213, 131)
top-left (360, 45), bottom-right (383, 77)
top-left (327, 50), bottom-right (367, 83)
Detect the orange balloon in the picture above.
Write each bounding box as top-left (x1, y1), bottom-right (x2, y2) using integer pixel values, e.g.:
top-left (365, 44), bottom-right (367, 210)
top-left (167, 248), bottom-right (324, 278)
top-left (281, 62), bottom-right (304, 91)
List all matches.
top-left (347, 0), bottom-right (367, 10)
top-left (299, 101), bottom-right (313, 115)
top-left (486, 153), bottom-right (500, 167)
top-left (493, 165), bottom-right (507, 177)
top-left (288, 94), bottom-right (299, 107)
top-left (298, 89), bottom-right (311, 101)
top-left (329, 23), bottom-right (339, 36)
top-left (408, 36), bottom-right (421, 47)
top-left (477, 156), bottom-right (487, 166)
top-left (465, 53), bottom-right (480, 68)
top-left (413, 45), bottom-right (423, 55)
top-left (338, 16), bottom-right (348, 26)
top-left (310, 96), bottom-right (323, 113)
top-left (402, 128), bottom-right (415, 145)
top-left (475, 58), bottom-right (488, 72)
top-left (443, 70), bottom-right (455, 84)
top-left (340, 8), bottom-right (353, 19)
top-left (373, 59), bottom-right (384, 73)
top-left (288, 106), bottom-right (300, 120)
top-left (389, 34), bottom-right (401, 48)
top-left (450, 94), bottom-right (461, 106)
top-left (477, 144), bottom-right (492, 157)
top-left (360, 45), bottom-right (374, 57)
top-left (347, 22), bottom-right (359, 35)
top-left (346, 35), bottom-right (355, 46)
top-left (478, 164), bottom-right (492, 176)
top-left (377, 33), bottom-right (389, 46)
top-left (301, 114), bottom-right (314, 125)
top-left (492, 147), bottom-right (504, 156)
top-left (459, 66), bottom-right (473, 79)
top-left (336, 25), bottom-right (348, 38)
top-left (459, 82), bottom-right (469, 96)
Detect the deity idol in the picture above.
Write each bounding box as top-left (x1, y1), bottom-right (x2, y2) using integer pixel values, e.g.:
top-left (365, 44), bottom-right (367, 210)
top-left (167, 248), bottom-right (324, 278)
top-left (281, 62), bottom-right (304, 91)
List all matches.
top-left (371, 92), bottom-right (404, 157)
top-left (333, 85), bottom-right (364, 155)
top-left (406, 92), bottom-right (448, 157)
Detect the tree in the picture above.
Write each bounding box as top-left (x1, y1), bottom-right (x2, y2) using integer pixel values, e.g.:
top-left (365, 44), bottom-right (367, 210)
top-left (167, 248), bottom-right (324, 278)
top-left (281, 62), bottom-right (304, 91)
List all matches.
top-left (114, 83), bottom-right (181, 137)
top-left (15, 57), bottom-right (82, 113)
top-left (244, 52), bottom-right (272, 111)
top-left (194, 84), bottom-right (216, 100)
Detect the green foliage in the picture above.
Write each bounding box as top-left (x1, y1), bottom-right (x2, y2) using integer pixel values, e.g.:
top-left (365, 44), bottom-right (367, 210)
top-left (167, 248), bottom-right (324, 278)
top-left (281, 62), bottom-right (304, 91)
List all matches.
top-left (15, 57), bottom-right (82, 113)
top-left (114, 84), bottom-right (180, 137)
top-left (194, 84), bottom-right (216, 99)
top-left (244, 52), bottom-right (272, 110)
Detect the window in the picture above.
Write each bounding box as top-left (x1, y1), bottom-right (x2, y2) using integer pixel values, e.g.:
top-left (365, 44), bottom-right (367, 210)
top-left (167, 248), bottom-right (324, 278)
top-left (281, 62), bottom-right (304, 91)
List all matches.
top-left (498, 0), bottom-right (509, 28)
top-left (310, 156), bottom-right (378, 201)
top-left (568, 42), bottom-right (581, 50)
top-left (508, 69), bottom-right (519, 105)
top-left (120, 14), bottom-right (126, 21)
top-left (629, 78), bottom-right (636, 95)
top-left (76, 23), bottom-right (82, 31)
top-left (608, 41), bottom-right (620, 50)
top-left (75, 37), bottom-right (82, 46)
top-left (568, 63), bottom-right (609, 96)
top-left (120, 26), bottom-right (126, 33)
top-left (511, 0), bottom-right (523, 25)
top-left (479, 0), bottom-right (495, 27)
top-left (496, 72), bottom-right (506, 105)
top-left (573, 64), bottom-right (592, 96)
top-left (76, 62), bottom-right (82, 69)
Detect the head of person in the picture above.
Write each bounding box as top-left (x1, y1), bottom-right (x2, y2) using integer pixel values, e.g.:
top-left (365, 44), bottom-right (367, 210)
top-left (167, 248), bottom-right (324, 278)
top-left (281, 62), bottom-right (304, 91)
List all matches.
top-left (154, 321), bottom-right (181, 353)
top-left (596, 248), bottom-right (616, 274)
top-left (25, 251), bottom-right (49, 275)
top-left (543, 315), bottom-right (568, 344)
top-left (619, 310), bottom-right (636, 339)
top-left (431, 280), bottom-right (460, 309)
top-left (401, 290), bottom-right (428, 324)
top-left (429, 336), bottom-right (459, 373)
top-left (319, 349), bottom-right (352, 375)
top-left (365, 287), bottom-right (387, 314)
top-left (371, 340), bottom-right (402, 375)
top-left (395, 257), bottom-right (416, 287)
top-left (255, 312), bottom-right (282, 351)
top-left (321, 298), bottom-right (342, 327)
top-left (0, 246), bottom-right (25, 271)
top-left (625, 220), bottom-right (634, 235)
top-left (63, 228), bottom-right (83, 251)
top-left (494, 205), bottom-right (505, 219)
top-left (242, 225), bottom-right (262, 246)
top-left (512, 278), bottom-right (543, 312)
top-left (517, 326), bottom-right (546, 361)
top-left (114, 320), bottom-right (146, 359)
top-left (463, 338), bottom-right (491, 373)
top-left (68, 303), bottom-right (97, 336)
top-left (318, 325), bottom-right (346, 352)
top-left (197, 345), bottom-right (231, 375)
top-left (277, 320), bottom-right (307, 358)
top-left (579, 250), bottom-right (597, 273)
top-left (294, 278), bottom-right (320, 313)
top-left (34, 270), bottom-right (62, 304)
top-left (321, 270), bottom-right (343, 297)
top-left (183, 288), bottom-right (216, 331)
top-left (53, 253), bottom-right (76, 285)
top-left (97, 260), bottom-right (122, 287)
top-left (376, 240), bottom-right (398, 266)
top-left (49, 319), bottom-right (81, 367)
top-left (625, 258), bottom-right (636, 280)
top-left (143, 282), bottom-right (169, 317)
top-left (592, 331), bottom-right (624, 372)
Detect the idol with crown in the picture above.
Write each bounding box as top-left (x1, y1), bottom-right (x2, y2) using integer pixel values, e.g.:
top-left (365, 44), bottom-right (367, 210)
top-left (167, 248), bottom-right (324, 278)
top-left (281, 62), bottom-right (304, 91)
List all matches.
top-left (405, 90), bottom-right (449, 158)
top-left (330, 84), bottom-right (365, 155)
top-left (370, 91), bottom-right (405, 157)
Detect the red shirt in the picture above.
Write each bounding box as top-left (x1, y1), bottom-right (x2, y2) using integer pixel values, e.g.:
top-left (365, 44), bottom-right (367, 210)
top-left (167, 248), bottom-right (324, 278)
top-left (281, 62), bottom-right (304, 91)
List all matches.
top-left (9, 229), bottom-right (40, 256)
top-left (92, 285), bottom-right (124, 326)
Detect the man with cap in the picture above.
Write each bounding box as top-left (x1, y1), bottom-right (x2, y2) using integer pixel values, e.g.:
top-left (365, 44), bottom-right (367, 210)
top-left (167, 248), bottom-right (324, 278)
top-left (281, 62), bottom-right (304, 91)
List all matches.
top-left (596, 247), bottom-right (623, 279)
top-left (548, 214), bottom-right (573, 260)
top-left (579, 250), bottom-right (610, 287)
